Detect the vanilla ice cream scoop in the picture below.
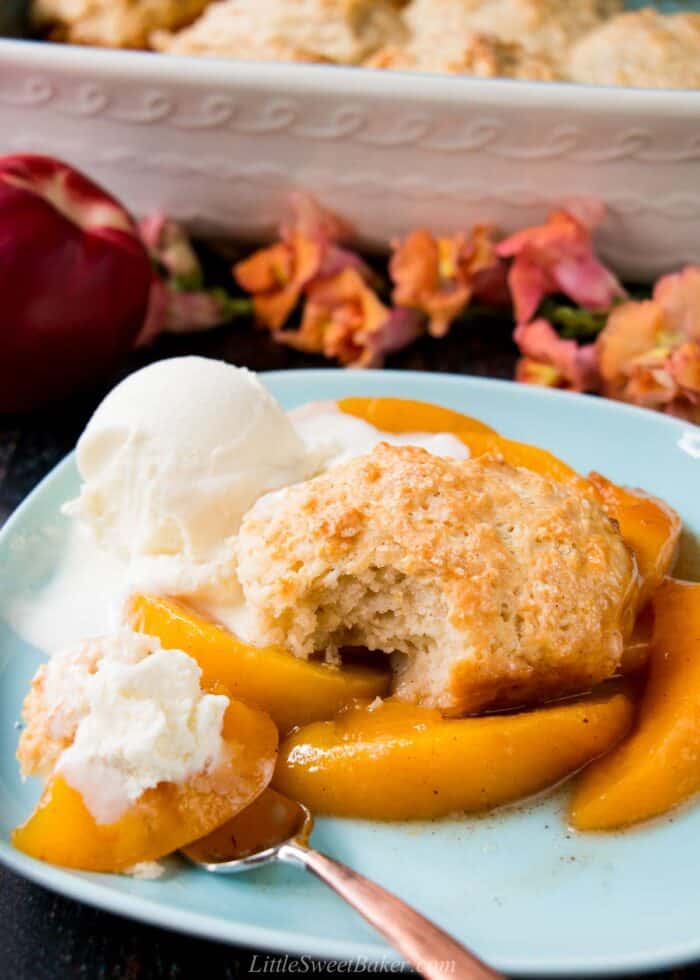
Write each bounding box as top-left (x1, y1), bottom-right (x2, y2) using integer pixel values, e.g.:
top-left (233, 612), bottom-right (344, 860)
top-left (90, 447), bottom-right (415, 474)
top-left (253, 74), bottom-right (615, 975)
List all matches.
top-left (67, 357), bottom-right (318, 564)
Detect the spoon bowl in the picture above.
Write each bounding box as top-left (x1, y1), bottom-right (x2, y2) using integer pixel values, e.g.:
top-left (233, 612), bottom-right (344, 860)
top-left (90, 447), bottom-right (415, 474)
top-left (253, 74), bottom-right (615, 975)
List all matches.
top-left (182, 787), bottom-right (500, 979)
top-left (182, 789), bottom-right (312, 873)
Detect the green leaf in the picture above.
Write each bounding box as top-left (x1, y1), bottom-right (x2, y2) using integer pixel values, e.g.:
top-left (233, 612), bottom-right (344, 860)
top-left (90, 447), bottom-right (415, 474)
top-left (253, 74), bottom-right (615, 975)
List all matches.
top-left (538, 299), bottom-right (608, 340)
top-left (211, 289), bottom-right (254, 320)
top-left (173, 269), bottom-right (205, 293)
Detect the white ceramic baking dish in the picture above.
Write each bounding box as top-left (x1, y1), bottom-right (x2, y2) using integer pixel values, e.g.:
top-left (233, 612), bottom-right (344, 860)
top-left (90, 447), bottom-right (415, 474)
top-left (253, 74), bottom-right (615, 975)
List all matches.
top-left (0, 35), bottom-right (699, 279)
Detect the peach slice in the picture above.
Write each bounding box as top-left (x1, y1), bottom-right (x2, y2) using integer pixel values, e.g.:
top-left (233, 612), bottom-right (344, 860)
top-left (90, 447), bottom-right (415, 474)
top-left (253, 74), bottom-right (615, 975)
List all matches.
top-left (337, 395), bottom-right (585, 486)
top-left (337, 396), bottom-right (497, 436)
top-left (588, 473), bottom-right (681, 606)
top-left (273, 685), bottom-right (634, 820)
top-left (571, 579), bottom-right (700, 831)
top-left (459, 431), bottom-right (592, 494)
top-left (674, 528), bottom-right (700, 583)
top-left (128, 594), bottom-right (390, 734)
top-left (12, 697), bottom-right (278, 871)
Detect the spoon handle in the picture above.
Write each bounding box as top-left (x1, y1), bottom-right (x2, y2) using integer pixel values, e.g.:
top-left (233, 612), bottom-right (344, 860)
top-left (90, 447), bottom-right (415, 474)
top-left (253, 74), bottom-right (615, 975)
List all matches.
top-left (278, 841), bottom-right (501, 980)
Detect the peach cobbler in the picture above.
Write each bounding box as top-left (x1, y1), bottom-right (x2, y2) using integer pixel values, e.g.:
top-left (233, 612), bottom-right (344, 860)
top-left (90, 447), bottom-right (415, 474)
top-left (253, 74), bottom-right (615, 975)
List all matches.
top-left (30, 0), bottom-right (700, 89)
top-left (12, 357), bottom-right (700, 874)
top-left (236, 444), bottom-right (636, 714)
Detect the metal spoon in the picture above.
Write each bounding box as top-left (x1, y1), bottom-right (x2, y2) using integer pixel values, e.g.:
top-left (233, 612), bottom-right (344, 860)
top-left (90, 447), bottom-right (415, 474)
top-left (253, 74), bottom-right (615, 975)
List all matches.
top-left (182, 788), bottom-right (501, 980)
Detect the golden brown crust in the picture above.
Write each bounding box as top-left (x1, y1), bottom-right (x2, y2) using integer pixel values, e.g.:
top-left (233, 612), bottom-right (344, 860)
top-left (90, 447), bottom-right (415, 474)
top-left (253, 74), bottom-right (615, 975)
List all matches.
top-left (404, 0), bottom-right (622, 64)
top-left (32, 0), bottom-right (700, 91)
top-left (32, 0), bottom-right (210, 48)
top-left (367, 32), bottom-right (559, 79)
top-left (152, 0), bottom-right (408, 64)
top-left (237, 444), bottom-right (637, 714)
top-left (568, 9), bottom-right (700, 89)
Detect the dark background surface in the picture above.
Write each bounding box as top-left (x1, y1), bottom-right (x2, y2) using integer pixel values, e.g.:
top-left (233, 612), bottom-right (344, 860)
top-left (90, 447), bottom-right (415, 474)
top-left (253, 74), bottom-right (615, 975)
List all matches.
top-left (1, 315), bottom-right (696, 979)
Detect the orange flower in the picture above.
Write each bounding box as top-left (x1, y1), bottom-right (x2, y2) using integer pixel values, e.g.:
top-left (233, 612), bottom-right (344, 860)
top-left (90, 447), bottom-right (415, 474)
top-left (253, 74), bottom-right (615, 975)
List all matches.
top-left (513, 318), bottom-right (599, 392)
top-left (390, 226), bottom-right (505, 337)
top-left (234, 233), bottom-right (321, 331)
top-left (233, 193), bottom-right (368, 332)
top-left (515, 359), bottom-right (565, 388)
top-left (654, 265), bottom-right (700, 340)
top-left (669, 341), bottom-right (700, 395)
top-left (596, 267), bottom-right (700, 422)
top-left (497, 209), bottom-right (625, 325)
top-left (596, 300), bottom-right (663, 396)
top-left (280, 267), bottom-right (422, 368)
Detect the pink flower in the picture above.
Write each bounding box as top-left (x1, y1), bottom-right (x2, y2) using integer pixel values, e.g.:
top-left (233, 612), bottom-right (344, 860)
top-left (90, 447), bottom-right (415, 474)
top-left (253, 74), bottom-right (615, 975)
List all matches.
top-left (497, 209), bottom-right (625, 325)
top-left (136, 213), bottom-right (243, 347)
top-left (137, 281), bottom-right (241, 347)
top-left (139, 212), bottom-right (203, 285)
top-left (354, 307), bottom-right (425, 368)
top-left (514, 318), bottom-right (600, 392)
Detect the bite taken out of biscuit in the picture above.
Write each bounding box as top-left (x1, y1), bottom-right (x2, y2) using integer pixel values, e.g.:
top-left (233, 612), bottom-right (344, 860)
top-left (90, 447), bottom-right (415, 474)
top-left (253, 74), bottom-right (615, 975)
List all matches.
top-left (237, 443), bottom-right (637, 715)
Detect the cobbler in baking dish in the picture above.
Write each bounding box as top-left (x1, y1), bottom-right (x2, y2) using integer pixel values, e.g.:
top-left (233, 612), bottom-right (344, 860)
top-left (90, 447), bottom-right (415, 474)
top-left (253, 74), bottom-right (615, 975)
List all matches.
top-left (29, 0), bottom-right (700, 88)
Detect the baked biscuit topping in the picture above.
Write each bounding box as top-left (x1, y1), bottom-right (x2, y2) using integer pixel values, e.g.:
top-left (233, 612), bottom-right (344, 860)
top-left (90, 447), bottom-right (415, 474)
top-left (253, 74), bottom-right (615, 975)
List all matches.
top-left (368, 32), bottom-right (559, 80)
top-left (237, 443), bottom-right (638, 713)
top-left (32, 0), bottom-right (209, 48)
top-left (404, 0), bottom-right (621, 66)
top-left (30, 0), bottom-right (700, 87)
top-left (569, 9), bottom-right (700, 90)
top-left (152, 0), bottom-right (408, 64)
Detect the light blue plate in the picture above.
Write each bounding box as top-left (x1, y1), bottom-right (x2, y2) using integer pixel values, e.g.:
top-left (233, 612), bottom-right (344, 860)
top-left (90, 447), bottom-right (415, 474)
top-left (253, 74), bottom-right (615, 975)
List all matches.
top-left (1, 370), bottom-right (699, 975)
